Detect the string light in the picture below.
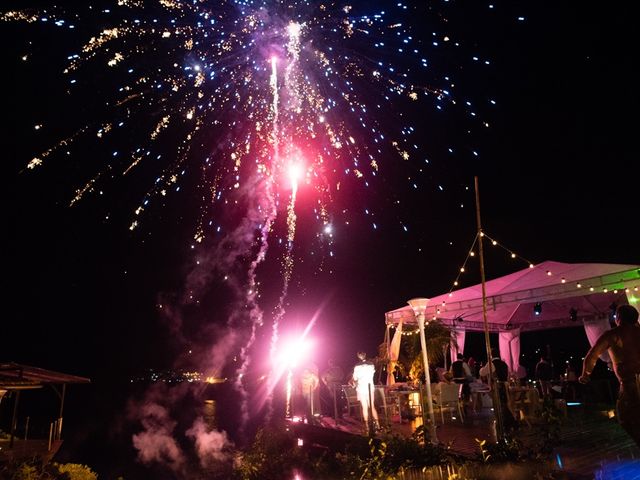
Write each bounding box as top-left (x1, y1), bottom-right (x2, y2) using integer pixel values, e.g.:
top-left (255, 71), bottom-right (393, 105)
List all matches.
top-left (437, 230), bottom-right (639, 317)
top-left (534, 302), bottom-right (542, 315)
top-left (569, 308), bottom-right (578, 322)
top-left (446, 231), bottom-right (535, 295)
top-left (482, 232), bottom-right (535, 267)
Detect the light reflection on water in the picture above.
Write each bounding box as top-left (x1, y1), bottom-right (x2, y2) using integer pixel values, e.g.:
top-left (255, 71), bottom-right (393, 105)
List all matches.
top-left (594, 460), bottom-right (640, 479)
top-left (203, 399), bottom-right (217, 430)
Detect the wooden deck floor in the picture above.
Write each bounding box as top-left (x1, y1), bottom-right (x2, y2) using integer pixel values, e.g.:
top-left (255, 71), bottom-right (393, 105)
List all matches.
top-left (293, 407), bottom-right (495, 457)
top-left (555, 407), bottom-right (640, 479)
top-left (290, 405), bottom-right (640, 478)
top-left (0, 439), bottom-right (62, 463)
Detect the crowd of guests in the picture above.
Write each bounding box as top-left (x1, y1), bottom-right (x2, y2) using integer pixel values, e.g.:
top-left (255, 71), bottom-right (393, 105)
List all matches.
top-left (288, 305), bottom-right (638, 447)
top-left (291, 351), bottom-right (579, 423)
top-left (291, 327), bottom-right (634, 436)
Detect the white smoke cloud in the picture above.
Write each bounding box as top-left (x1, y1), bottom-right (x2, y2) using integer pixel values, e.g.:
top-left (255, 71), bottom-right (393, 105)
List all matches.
top-left (129, 386), bottom-right (234, 476)
top-left (186, 417), bottom-right (232, 467)
top-left (132, 402), bottom-right (185, 472)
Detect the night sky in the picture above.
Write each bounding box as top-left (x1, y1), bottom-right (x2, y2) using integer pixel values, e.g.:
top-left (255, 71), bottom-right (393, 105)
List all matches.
top-left (4, 1), bottom-right (638, 395)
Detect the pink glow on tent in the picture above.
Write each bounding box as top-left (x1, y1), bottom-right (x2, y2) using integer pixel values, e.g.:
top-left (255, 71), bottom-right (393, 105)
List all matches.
top-left (386, 261), bottom-right (639, 332)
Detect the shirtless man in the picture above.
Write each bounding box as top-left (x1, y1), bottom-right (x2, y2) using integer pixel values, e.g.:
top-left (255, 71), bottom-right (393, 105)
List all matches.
top-left (580, 304), bottom-right (640, 446)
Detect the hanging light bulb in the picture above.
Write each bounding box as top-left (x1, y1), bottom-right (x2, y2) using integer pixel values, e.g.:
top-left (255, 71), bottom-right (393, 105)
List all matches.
top-left (534, 302), bottom-right (542, 316)
top-left (569, 308), bottom-right (578, 322)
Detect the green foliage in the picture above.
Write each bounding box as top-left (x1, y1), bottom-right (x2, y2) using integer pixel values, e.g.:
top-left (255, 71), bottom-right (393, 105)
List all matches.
top-left (402, 321), bottom-right (454, 383)
top-left (231, 421), bottom-right (456, 480)
top-left (232, 422), bottom-right (311, 480)
top-left (11, 463), bottom-right (40, 480)
top-left (475, 438), bottom-right (491, 463)
top-left (475, 398), bottom-right (564, 466)
top-left (333, 431), bottom-right (455, 479)
top-left (527, 398), bottom-right (562, 459)
top-left (476, 436), bottom-right (522, 464)
top-left (375, 321), bottom-right (454, 384)
top-left (53, 463), bottom-right (98, 480)
top-left (1, 461), bottom-right (98, 480)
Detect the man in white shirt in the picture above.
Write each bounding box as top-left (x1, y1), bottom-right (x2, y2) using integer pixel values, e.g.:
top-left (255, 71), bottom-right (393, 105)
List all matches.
top-left (352, 351), bottom-right (379, 429)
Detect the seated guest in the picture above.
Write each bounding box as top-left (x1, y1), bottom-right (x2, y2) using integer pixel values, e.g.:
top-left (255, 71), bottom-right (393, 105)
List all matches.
top-left (450, 354), bottom-right (472, 405)
top-left (535, 356), bottom-right (553, 398)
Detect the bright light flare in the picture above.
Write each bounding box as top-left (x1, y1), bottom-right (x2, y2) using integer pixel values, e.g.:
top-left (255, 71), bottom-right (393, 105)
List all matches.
top-left (275, 334), bottom-right (313, 418)
top-left (288, 162), bottom-right (304, 190)
top-left (287, 21), bottom-right (302, 39)
top-left (274, 336), bottom-right (313, 369)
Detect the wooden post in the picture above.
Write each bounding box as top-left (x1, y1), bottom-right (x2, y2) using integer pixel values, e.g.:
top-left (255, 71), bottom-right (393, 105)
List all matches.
top-left (444, 344), bottom-right (449, 371)
top-left (48, 423), bottom-right (54, 451)
top-left (475, 176), bottom-right (505, 441)
top-left (24, 416), bottom-right (30, 441)
top-left (382, 325), bottom-right (391, 385)
top-left (367, 383), bottom-right (374, 435)
top-left (59, 383), bottom-right (67, 418)
top-left (9, 390), bottom-right (20, 449)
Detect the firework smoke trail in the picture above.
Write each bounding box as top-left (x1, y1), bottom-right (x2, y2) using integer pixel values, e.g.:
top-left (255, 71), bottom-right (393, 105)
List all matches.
top-left (233, 209), bottom-right (274, 431)
top-left (265, 22), bottom-right (303, 401)
top-left (235, 55), bottom-right (283, 425)
top-left (268, 55), bottom-right (281, 367)
top-left (231, 49), bottom-right (290, 427)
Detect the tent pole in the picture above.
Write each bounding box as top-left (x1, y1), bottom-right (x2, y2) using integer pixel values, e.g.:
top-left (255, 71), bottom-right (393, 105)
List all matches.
top-left (9, 390), bottom-right (20, 449)
top-left (383, 325), bottom-right (391, 384)
top-left (475, 176), bottom-right (505, 442)
top-left (417, 314), bottom-right (438, 443)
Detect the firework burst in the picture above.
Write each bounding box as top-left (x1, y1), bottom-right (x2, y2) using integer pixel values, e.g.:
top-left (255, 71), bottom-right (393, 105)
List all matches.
top-left (4, 0), bottom-right (496, 425)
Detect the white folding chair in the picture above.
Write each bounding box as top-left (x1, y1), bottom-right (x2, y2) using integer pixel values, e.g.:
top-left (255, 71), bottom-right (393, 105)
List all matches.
top-left (341, 385), bottom-right (362, 419)
top-left (435, 383), bottom-right (465, 424)
top-left (375, 386), bottom-right (398, 426)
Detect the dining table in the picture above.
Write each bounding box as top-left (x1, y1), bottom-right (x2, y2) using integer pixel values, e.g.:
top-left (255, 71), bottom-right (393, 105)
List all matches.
top-left (386, 383), bottom-right (422, 423)
top-left (507, 385), bottom-right (540, 423)
top-left (469, 380), bottom-right (491, 412)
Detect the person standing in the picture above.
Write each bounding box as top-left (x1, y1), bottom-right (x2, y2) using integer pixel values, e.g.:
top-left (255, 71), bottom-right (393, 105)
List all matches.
top-left (515, 364), bottom-right (528, 386)
top-left (450, 354), bottom-right (472, 408)
top-left (480, 350), bottom-right (517, 431)
top-left (321, 358), bottom-right (345, 418)
top-left (580, 304), bottom-right (640, 446)
top-left (467, 357), bottom-right (478, 378)
top-left (563, 363), bottom-right (578, 401)
top-left (535, 356), bottom-right (553, 398)
top-left (352, 351), bottom-right (379, 431)
top-left (300, 363), bottom-right (320, 423)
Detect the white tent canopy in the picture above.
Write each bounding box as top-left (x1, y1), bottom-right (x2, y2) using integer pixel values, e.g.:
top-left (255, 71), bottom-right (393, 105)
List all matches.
top-left (385, 261), bottom-right (640, 372)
